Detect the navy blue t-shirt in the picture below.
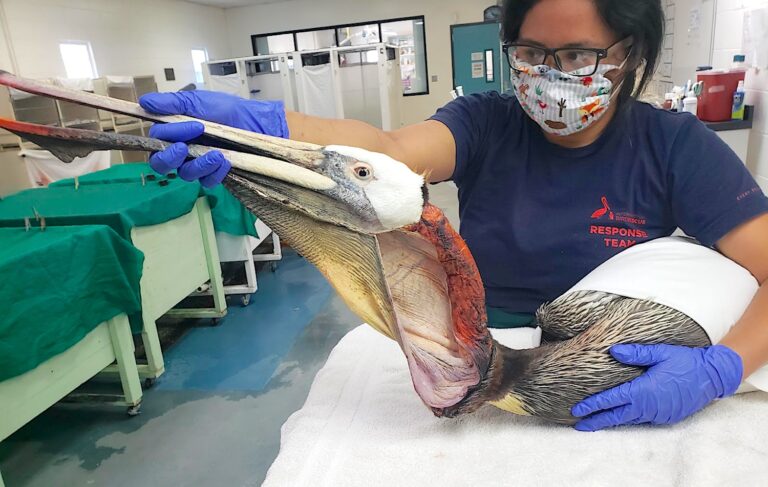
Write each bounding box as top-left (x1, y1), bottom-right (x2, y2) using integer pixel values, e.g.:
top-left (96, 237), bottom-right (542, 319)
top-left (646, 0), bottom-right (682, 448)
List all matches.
top-left (430, 93), bottom-right (768, 314)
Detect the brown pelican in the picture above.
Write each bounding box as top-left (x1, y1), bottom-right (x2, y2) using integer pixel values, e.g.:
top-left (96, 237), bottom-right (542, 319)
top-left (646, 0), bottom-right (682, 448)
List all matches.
top-left (0, 72), bottom-right (729, 424)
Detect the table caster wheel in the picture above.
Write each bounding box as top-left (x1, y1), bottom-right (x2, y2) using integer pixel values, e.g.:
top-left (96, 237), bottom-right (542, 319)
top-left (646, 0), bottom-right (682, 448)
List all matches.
top-left (144, 377), bottom-right (157, 389)
top-left (196, 282), bottom-right (211, 293)
top-left (270, 262), bottom-right (278, 273)
top-left (211, 318), bottom-right (222, 326)
top-left (127, 404), bottom-right (142, 416)
top-left (241, 294), bottom-right (251, 307)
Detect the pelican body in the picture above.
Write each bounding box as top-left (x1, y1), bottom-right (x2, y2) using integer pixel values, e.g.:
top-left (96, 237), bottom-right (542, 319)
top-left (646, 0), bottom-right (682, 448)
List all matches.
top-left (0, 72), bottom-right (740, 425)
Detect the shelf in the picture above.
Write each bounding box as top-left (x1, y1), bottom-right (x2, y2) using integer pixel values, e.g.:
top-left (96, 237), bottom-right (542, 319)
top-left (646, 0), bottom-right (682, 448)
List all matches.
top-left (704, 106), bottom-right (754, 132)
top-left (63, 119), bottom-right (100, 128)
top-left (108, 120), bottom-right (151, 134)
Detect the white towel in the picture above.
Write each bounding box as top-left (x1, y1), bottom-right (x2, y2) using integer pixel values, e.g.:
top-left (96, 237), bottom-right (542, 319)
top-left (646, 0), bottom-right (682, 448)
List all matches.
top-left (264, 325), bottom-right (768, 487)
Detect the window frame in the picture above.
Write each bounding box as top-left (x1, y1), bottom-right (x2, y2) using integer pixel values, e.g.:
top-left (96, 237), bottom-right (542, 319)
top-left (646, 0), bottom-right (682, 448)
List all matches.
top-left (58, 40), bottom-right (98, 79)
top-left (251, 15), bottom-right (429, 97)
top-left (191, 48), bottom-right (209, 84)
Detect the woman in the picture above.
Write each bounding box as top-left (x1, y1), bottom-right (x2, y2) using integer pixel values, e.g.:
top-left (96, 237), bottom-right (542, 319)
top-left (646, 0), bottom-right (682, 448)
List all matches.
top-left (140, 0), bottom-right (768, 431)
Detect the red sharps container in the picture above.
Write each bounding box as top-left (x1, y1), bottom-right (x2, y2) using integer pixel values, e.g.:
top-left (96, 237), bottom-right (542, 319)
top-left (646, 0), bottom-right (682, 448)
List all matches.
top-left (697, 69), bottom-right (747, 122)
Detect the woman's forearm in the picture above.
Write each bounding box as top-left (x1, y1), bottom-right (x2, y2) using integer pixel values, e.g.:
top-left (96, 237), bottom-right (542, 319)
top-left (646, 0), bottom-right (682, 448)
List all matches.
top-left (286, 111), bottom-right (392, 153)
top-left (720, 282), bottom-right (768, 378)
top-left (285, 111), bottom-right (457, 182)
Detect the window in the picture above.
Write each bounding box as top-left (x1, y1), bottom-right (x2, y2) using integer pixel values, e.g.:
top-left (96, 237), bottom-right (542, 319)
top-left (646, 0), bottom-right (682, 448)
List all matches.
top-left (337, 24), bottom-right (379, 47)
top-left (485, 49), bottom-right (495, 83)
top-left (251, 16), bottom-right (429, 96)
top-left (253, 33), bottom-right (296, 56)
top-left (381, 18), bottom-right (428, 95)
top-left (191, 49), bottom-right (208, 84)
top-left (59, 42), bottom-right (97, 79)
top-left (296, 29), bottom-right (335, 51)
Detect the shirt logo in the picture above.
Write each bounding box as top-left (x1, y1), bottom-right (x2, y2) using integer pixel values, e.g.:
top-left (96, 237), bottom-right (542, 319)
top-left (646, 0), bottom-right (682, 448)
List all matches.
top-left (588, 196), bottom-right (649, 249)
top-left (591, 196), bottom-right (615, 220)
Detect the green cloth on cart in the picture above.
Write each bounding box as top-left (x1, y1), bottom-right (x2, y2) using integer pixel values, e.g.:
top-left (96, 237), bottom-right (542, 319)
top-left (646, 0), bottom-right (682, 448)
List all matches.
top-left (486, 306), bottom-right (536, 329)
top-left (50, 163), bottom-right (259, 238)
top-left (0, 226), bottom-right (143, 381)
top-left (0, 176), bottom-right (210, 241)
top-left (206, 184), bottom-right (259, 238)
top-left (0, 174), bottom-right (208, 336)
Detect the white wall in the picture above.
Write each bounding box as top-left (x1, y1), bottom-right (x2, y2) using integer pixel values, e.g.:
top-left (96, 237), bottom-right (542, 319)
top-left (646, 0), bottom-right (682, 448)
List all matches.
top-left (0, 0), bottom-right (231, 196)
top-left (0, 0), bottom-right (230, 92)
top-left (0, 2), bottom-right (27, 196)
top-left (671, 0), bottom-right (716, 90)
top-left (224, 0), bottom-right (492, 126)
top-left (712, 0), bottom-right (768, 189)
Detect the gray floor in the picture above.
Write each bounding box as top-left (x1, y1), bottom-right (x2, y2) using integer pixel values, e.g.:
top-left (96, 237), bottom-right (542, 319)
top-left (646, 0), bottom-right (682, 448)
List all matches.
top-left (0, 278), bottom-right (361, 487)
top-left (0, 183), bottom-right (460, 487)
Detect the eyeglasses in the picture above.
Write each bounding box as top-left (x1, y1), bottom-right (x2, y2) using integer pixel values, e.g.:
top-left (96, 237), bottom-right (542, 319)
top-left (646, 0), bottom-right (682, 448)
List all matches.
top-left (502, 38), bottom-right (629, 77)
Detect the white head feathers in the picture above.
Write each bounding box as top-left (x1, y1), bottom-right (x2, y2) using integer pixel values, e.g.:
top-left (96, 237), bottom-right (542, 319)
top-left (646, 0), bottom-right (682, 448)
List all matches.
top-left (326, 145), bottom-right (425, 229)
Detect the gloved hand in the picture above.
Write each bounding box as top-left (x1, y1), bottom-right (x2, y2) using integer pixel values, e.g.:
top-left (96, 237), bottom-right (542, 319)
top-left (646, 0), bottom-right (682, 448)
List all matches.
top-left (138, 91), bottom-right (289, 187)
top-left (571, 343), bottom-right (743, 432)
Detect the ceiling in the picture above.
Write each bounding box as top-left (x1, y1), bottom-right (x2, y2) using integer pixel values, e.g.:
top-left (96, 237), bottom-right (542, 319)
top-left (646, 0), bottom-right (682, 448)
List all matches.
top-left (184, 0), bottom-right (292, 8)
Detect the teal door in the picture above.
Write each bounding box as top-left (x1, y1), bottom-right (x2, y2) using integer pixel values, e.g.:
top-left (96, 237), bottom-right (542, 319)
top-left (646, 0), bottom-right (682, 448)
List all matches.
top-left (451, 21), bottom-right (511, 95)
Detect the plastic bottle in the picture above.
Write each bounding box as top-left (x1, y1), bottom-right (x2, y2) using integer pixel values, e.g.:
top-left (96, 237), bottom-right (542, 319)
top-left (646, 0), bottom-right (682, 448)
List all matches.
top-left (672, 86), bottom-right (684, 112)
top-left (732, 80), bottom-right (746, 120)
top-left (672, 86), bottom-right (685, 112)
top-left (663, 92), bottom-right (675, 110)
top-left (683, 91), bottom-right (698, 116)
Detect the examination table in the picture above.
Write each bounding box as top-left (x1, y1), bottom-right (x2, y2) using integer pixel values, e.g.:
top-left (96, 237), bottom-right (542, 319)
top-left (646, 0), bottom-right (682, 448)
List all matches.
top-left (0, 225), bottom-right (144, 487)
top-left (50, 163), bottom-right (282, 306)
top-left (264, 325), bottom-right (768, 487)
top-left (0, 168), bottom-right (229, 383)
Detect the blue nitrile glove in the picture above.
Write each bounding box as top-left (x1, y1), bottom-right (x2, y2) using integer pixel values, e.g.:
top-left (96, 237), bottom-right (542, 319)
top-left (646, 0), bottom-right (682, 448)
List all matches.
top-left (138, 91), bottom-right (289, 187)
top-left (572, 344), bottom-right (743, 432)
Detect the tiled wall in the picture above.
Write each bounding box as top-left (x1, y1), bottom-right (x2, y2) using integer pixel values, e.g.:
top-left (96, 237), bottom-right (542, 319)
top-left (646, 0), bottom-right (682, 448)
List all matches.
top-left (649, 0), bottom-right (717, 102)
top-left (713, 0), bottom-right (768, 189)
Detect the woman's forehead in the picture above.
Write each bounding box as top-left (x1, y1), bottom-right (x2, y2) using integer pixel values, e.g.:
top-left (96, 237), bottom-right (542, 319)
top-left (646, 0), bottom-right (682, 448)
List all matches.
top-left (518, 0), bottom-right (617, 48)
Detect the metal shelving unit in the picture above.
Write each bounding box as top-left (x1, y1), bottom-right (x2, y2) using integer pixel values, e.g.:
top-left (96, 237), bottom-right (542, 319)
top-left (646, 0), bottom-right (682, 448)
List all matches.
top-left (93, 76), bottom-right (157, 163)
top-left (6, 86), bottom-right (101, 151)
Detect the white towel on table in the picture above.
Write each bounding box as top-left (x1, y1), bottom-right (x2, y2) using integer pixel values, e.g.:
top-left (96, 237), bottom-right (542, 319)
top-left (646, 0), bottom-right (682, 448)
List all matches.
top-left (264, 325), bottom-right (768, 487)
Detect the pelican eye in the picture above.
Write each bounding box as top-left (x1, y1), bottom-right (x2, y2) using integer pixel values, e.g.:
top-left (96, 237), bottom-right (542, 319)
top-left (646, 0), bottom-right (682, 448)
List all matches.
top-left (353, 163), bottom-right (373, 181)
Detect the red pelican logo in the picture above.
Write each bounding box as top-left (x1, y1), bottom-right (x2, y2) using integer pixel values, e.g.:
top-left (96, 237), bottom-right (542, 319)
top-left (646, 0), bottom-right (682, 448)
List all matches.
top-left (591, 196), bottom-right (615, 220)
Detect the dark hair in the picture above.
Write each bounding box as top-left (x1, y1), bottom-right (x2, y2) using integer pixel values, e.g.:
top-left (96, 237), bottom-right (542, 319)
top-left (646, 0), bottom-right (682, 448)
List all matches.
top-left (501, 0), bottom-right (664, 106)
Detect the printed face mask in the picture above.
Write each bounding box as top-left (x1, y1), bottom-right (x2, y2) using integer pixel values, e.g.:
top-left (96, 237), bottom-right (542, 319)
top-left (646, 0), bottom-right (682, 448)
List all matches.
top-left (511, 63), bottom-right (623, 136)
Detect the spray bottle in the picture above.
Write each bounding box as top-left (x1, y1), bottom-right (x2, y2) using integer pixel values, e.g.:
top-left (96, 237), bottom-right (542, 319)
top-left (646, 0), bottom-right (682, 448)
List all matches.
top-left (732, 80), bottom-right (746, 120)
